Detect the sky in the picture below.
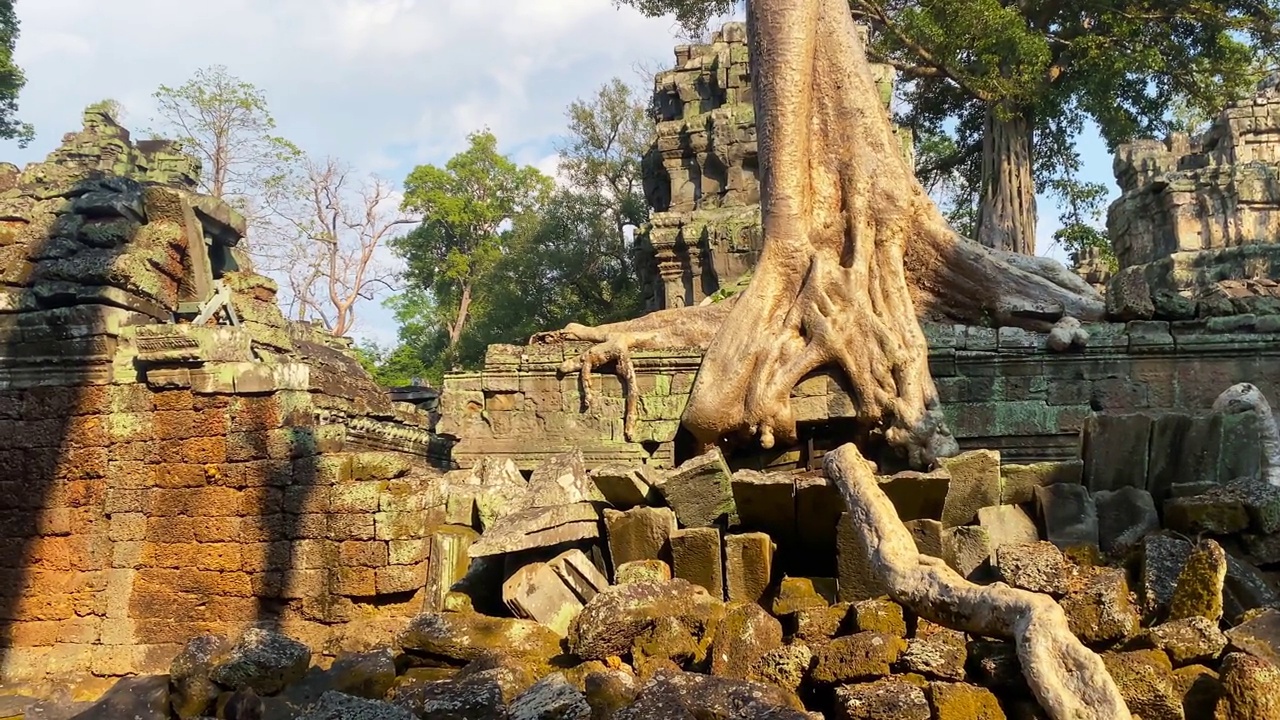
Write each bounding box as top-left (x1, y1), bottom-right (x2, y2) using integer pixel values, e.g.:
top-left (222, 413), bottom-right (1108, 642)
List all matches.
top-left (6, 0), bottom-right (1120, 345)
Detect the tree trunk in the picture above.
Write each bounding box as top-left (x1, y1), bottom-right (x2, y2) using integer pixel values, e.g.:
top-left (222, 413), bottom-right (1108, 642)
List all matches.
top-left (824, 443), bottom-right (1131, 719)
top-left (533, 0), bottom-right (1101, 467)
top-left (448, 281), bottom-right (473, 350)
top-left (977, 104), bottom-right (1037, 255)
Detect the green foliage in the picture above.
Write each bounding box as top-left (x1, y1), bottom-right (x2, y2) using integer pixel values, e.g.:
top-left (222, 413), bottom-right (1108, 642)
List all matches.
top-left (0, 1), bottom-right (31, 147)
top-left (354, 339), bottom-right (434, 388)
top-left (1047, 170), bottom-right (1117, 271)
top-left (612, 0), bottom-right (740, 37)
top-left (148, 65), bottom-right (302, 210)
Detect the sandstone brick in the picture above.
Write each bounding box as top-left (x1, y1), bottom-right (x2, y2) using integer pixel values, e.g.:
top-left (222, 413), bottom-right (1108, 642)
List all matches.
top-left (340, 540), bottom-right (388, 567)
top-left (331, 482), bottom-right (384, 513)
top-left (239, 542), bottom-right (293, 573)
top-left (329, 513), bottom-right (376, 541)
top-left (389, 539), bottom-right (428, 565)
top-left (112, 542), bottom-right (144, 569)
top-left (151, 389), bottom-right (194, 412)
top-left (105, 488), bottom-right (151, 514)
top-left (99, 618), bottom-right (138, 645)
top-left (108, 513), bottom-right (146, 542)
top-left (56, 616), bottom-right (101, 644)
top-left (238, 514), bottom-right (287, 542)
top-left (289, 514), bottom-right (330, 540)
top-left (7, 620), bottom-right (61, 646)
top-left (8, 593), bottom-right (75, 622)
top-left (65, 415), bottom-right (110, 448)
top-left (375, 511), bottom-right (430, 541)
top-left (60, 446), bottom-right (108, 480)
top-left (332, 567), bottom-right (377, 596)
top-left (284, 486), bottom-right (331, 513)
top-left (178, 437), bottom-right (227, 464)
top-left (376, 563), bottom-right (426, 594)
top-left (216, 460), bottom-right (292, 488)
top-left (152, 463), bottom-right (209, 489)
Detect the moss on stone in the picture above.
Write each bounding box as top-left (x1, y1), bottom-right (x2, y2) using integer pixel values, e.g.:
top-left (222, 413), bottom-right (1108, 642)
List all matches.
top-left (928, 682), bottom-right (1005, 720)
top-left (1168, 540), bottom-right (1226, 623)
top-left (853, 598), bottom-right (907, 638)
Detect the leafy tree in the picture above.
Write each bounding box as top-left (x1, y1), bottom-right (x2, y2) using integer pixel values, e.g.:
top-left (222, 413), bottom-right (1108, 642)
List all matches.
top-left (354, 338), bottom-right (434, 387)
top-left (87, 99), bottom-right (126, 124)
top-left (393, 131), bottom-right (554, 365)
top-left (148, 65), bottom-right (301, 220)
top-left (0, 1), bottom-right (29, 147)
top-left (613, 0), bottom-right (1280, 256)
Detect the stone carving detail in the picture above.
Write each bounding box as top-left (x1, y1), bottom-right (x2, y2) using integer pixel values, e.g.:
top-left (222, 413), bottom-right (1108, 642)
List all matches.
top-left (634, 22), bottom-right (908, 311)
top-left (1106, 74), bottom-right (1280, 320)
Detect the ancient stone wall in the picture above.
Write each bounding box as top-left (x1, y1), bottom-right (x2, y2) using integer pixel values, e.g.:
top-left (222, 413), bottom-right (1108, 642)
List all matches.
top-left (440, 319), bottom-right (1280, 471)
top-left (634, 22), bottom-right (908, 311)
top-left (1106, 75), bottom-right (1280, 320)
top-left (0, 110), bottom-right (456, 686)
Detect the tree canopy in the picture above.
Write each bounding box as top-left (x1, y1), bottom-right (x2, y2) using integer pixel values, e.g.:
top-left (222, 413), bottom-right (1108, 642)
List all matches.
top-left (0, 1), bottom-right (31, 147)
top-left (613, 0), bottom-right (1279, 255)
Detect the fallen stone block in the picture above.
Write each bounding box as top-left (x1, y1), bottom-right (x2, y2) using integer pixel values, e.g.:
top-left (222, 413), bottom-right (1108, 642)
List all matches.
top-left (1169, 540), bottom-right (1227, 623)
top-left (876, 467), bottom-right (949, 522)
top-left (589, 464), bottom-right (656, 509)
top-left (527, 449), bottom-right (605, 507)
top-left (210, 628), bottom-right (310, 695)
top-left (604, 506), bottom-right (676, 570)
top-left (1225, 552), bottom-right (1280, 624)
top-left (399, 612), bottom-right (562, 666)
top-left (1082, 413), bottom-right (1154, 492)
top-left (995, 541), bottom-right (1082, 597)
top-left (901, 631), bottom-right (966, 680)
top-left (943, 526), bottom-right (992, 580)
top-left (548, 548), bottom-right (609, 605)
top-left (568, 579), bottom-right (724, 661)
top-left (651, 448), bottom-right (735, 528)
top-left (837, 512), bottom-right (890, 601)
top-left (1100, 650), bottom-right (1183, 720)
top-left (724, 532), bottom-right (774, 604)
top-left (468, 503), bottom-right (601, 558)
top-left (1147, 413), bottom-right (1224, 500)
top-left (503, 562), bottom-right (586, 637)
top-left (833, 677), bottom-right (930, 720)
top-left (1216, 652), bottom-right (1280, 720)
top-left (1095, 486), bottom-right (1160, 554)
top-left (977, 504), bottom-right (1039, 560)
top-left (1224, 608), bottom-right (1280, 666)
top-left (771, 576), bottom-right (837, 616)
top-left (1060, 568), bottom-right (1141, 644)
top-left (670, 527), bottom-right (725, 600)
top-left (929, 682), bottom-right (1005, 720)
top-left (1141, 616), bottom-right (1227, 666)
top-left (1164, 492), bottom-right (1250, 536)
top-left (71, 676), bottom-right (169, 720)
top-left (1141, 533), bottom-right (1194, 621)
top-left (507, 673), bottom-right (591, 720)
top-left (852, 598), bottom-right (906, 637)
top-left (730, 469), bottom-right (796, 546)
top-left (615, 559), bottom-right (671, 585)
top-left (1034, 482), bottom-right (1099, 550)
top-left (1001, 459), bottom-right (1083, 505)
top-left (904, 519), bottom-right (944, 558)
top-left (938, 450), bottom-right (1001, 527)
top-left (708, 603), bottom-right (783, 681)
top-left (809, 632), bottom-right (904, 685)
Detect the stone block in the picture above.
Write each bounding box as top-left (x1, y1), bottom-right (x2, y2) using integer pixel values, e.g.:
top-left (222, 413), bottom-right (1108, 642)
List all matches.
top-left (527, 449), bottom-right (604, 507)
top-left (1140, 533), bottom-right (1193, 621)
top-left (1147, 413), bottom-right (1223, 500)
top-left (943, 526), bottom-right (992, 580)
top-left (938, 450), bottom-right (1001, 527)
top-left (1061, 568), bottom-right (1141, 644)
top-left (1224, 608), bottom-right (1280, 667)
top-left (615, 560), bottom-right (671, 585)
top-left (547, 548), bottom-right (609, 605)
top-left (837, 512), bottom-right (888, 601)
top-left (724, 532), bottom-right (773, 604)
top-left (588, 465), bottom-right (655, 509)
top-left (904, 519), bottom-right (943, 558)
top-left (502, 562), bottom-right (583, 637)
top-left (1220, 410), bottom-right (1263, 482)
top-left (995, 541), bottom-right (1082, 597)
top-left (467, 503), bottom-right (601, 558)
top-left (1034, 482), bottom-right (1100, 550)
top-left (603, 506), bottom-right (676, 571)
top-left (652, 448), bottom-right (735, 527)
top-left (977, 504), bottom-right (1039, 561)
top-left (730, 470), bottom-right (796, 545)
top-left (670, 527), bottom-right (724, 600)
top-left (1095, 486), bottom-right (1160, 554)
top-left (833, 678), bottom-right (930, 720)
top-left (794, 475), bottom-right (843, 572)
top-left (877, 468), bottom-right (949, 522)
top-left (1000, 460), bottom-right (1083, 505)
top-left (1164, 493), bottom-right (1250, 535)
top-left (1082, 413), bottom-right (1153, 492)
top-left (425, 527), bottom-right (478, 612)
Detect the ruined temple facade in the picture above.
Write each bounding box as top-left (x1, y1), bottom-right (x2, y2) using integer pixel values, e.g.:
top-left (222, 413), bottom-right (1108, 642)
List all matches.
top-left (0, 110), bottom-right (457, 684)
top-left (634, 22), bottom-right (907, 311)
top-left (1106, 74), bottom-right (1280, 320)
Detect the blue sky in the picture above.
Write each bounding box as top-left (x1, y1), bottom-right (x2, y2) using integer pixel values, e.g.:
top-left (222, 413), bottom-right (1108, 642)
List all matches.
top-left (5, 0), bottom-right (1121, 345)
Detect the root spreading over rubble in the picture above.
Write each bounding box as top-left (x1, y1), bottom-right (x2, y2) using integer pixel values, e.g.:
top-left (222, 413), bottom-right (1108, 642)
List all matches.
top-left (824, 442), bottom-right (1132, 720)
top-left (535, 0), bottom-right (1101, 465)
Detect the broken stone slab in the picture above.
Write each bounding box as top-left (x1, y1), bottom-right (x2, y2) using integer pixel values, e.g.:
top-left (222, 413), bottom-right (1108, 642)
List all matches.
top-left (443, 487), bottom-right (478, 527)
top-left (468, 503), bottom-right (602, 558)
top-left (1082, 413), bottom-right (1154, 492)
top-left (833, 677), bottom-right (930, 720)
top-left (1169, 540), bottom-right (1228, 623)
top-left (938, 450), bottom-right (1001, 528)
top-left (604, 506), bottom-right (677, 570)
top-left (670, 527), bottom-right (725, 600)
top-left (507, 673), bottom-right (591, 720)
top-left (837, 512), bottom-right (890, 601)
top-left (171, 634), bottom-right (232, 719)
top-left (651, 448), bottom-right (736, 528)
top-left (399, 612), bottom-right (563, 666)
top-left (730, 469), bottom-right (797, 545)
top-left (548, 549), bottom-right (609, 605)
top-left (615, 560), bottom-right (671, 585)
top-left (1140, 616), bottom-right (1228, 667)
top-left (589, 464), bottom-right (657, 509)
top-left (1224, 552), bottom-right (1280, 624)
top-left (526, 449), bottom-right (605, 508)
top-left (771, 576), bottom-right (838, 616)
top-left (977, 504), bottom-right (1039, 561)
top-left (995, 541), bottom-right (1083, 597)
top-left (904, 519), bottom-right (943, 558)
top-left (425, 526), bottom-right (479, 611)
top-left (1147, 413), bottom-right (1224, 501)
top-left (1224, 608), bottom-right (1280, 666)
top-left (568, 579), bottom-right (725, 661)
top-left (1164, 492), bottom-right (1250, 536)
top-left (209, 628), bottom-right (311, 695)
top-left (503, 562), bottom-right (586, 637)
top-left (1034, 482), bottom-right (1100, 550)
top-left (1095, 486), bottom-right (1160, 554)
top-left (809, 631), bottom-right (905, 685)
top-left (1001, 459), bottom-right (1084, 506)
top-left (943, 526), bottom-right (992, 581)
top-left (475, 483), bottom-right (529, 532)
top-left (876, 467), bottom-right (949, 522)
top-left (1060, 568), bottom-right (1141, 644)
top-left (724, 532), bottom-right (774, 604)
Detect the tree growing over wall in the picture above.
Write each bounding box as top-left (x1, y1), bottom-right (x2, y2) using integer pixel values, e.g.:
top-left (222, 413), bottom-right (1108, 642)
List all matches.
top-left (614, 0), bottom-right (1280, 256)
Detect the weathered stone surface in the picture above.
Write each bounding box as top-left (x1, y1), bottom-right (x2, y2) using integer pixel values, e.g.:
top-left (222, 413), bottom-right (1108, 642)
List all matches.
top-left (938, 450), bottom-right (1001, 528)
top-left (507, 673), bottom-right (591, 720)
top-left (651, 448), bottom-right (735, 528)
top-left (1034, 482), bottom-right (1100, 550)
top-left (171, 634), bottom-right (232, 719)
top-left (731, 470), bottom-right (796, 545)
top-left (1095, 486), bottom-right (1160, 554)
top-left (1164, 492), bottom-right (1250, 535)
top-left (724, 532), bottom-right (774, 604)
top-left (904, 519), bottom-right (944, 558)
top-left (709, 602), bottom-right (783, 681)
top-left (503, 561), bottom-right (585, 637)
top-left (590, 465), bottom-right (656, 509)
top-left (528, 450), bottom-right (605, 507)
top-left (70, 676), bottom-right (169, 720)
top-left (852, 598), bottom-right (906, 638)
top-left (210, 628), bottom-right (311, 695)
top-left (1000, 460), bottom-right (1083, 505)
top-left (1218, 652), bottom-right (1280, 720)
top-left (977, 504), bottom-right (1039, 560)
top-left (1100, 650), bottom-right (1183, 720)
top-left (1172, 664), bottom-right (1222, 719)
top-left (299, 690), bottom-right (417, 720)
top-left (877, 468), bottom-right (949, 522)
top-left (469, 503), bottom-right (602, 557)
top-left (838, 512), bottom-right (890, 600)
top-left (832, 677), bottom-right (930, 720)
top-left (942, 526), bottom-right (992, 580)
top-left (1147, 413), bottom-right (1223, 501)
top-left (771, 576), bottom-right (835, 616)
top-left (427, 526), bottom-right (480, 611)
top-left (994, 541), bottom-right (1082, 596)
top-left (1143, 616), bottom-right (1228, 666)
top-left (615, 560), bottom-right (671, 585)
top-left (1225, 608), bottom-right (1280, 666)
top-left (966, 641), bottom-right (1026, 692)
top-left (670, 527), bottom-right (725, 600)
top-left (1082, 413), bottom-right (1153, 492)
top-left (389, 670), bottom-right (507, 720)
top-left (398, 612), bottom-right (563, 666)
top-left (1060, 568), bottom-right (1141, 644)
top-left (795, 475), bottom-right (844, 565)
top-left (611, 669), bottom-right (808, 719)
top-left (583, 669), bottom-right (640, 719)
top-left (1141, 533), bottom-right (1194, 620)
top-left (1168, 540), bottom-right (1227, 622)
top-left (793, 603), bottom-right (851, 642)
top-left (569, 580), bottom-right (724, 661)
top-left (928, 682), bottom-right (1005, 720)
top-left (604, 506), bottom-right (676, 570)
top-left (1224, 552), bottom-right (1280, 622)
top-left (901, 632), bottom-right (966, 680)
top-left (809, 632), bottom-right (904, 685)
top-left (753, 643), bottom-right (813, 694)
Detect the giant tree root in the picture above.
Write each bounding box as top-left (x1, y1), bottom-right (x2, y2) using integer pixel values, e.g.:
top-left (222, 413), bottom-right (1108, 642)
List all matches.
top-left (824, 442), bottom-right (1132, 720)
top-left (1213, 383), bottom-right (1280, 486)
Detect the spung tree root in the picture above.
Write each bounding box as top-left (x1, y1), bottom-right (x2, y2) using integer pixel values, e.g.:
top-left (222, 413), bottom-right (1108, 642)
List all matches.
top-left (824, 443), bottom-right (1132, 720)
top-left (533, 0), bottom-right (1103, 465)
